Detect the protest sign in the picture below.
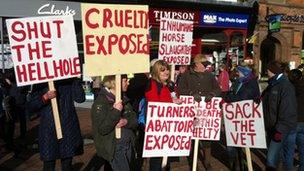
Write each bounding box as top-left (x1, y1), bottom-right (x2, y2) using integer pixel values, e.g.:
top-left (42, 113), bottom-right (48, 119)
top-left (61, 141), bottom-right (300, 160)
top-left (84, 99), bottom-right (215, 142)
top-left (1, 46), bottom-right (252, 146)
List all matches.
top-left (6, 15), bottom-right (80, 86)
top-left (223, 100), bottom-right (267, 148)
top-left (158, 17), bottom-right (193, 65)
top-left (143, 102), bottom-right (194, 157)
top-left (81, 3), bottom-right (150, 76)
top-left (180, 96), bottom-right (222, 140)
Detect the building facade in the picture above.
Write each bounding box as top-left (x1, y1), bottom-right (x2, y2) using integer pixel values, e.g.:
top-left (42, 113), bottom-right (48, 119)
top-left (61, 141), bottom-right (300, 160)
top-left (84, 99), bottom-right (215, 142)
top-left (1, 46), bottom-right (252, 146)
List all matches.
top-left (254, 0), bottom-right (304, 76)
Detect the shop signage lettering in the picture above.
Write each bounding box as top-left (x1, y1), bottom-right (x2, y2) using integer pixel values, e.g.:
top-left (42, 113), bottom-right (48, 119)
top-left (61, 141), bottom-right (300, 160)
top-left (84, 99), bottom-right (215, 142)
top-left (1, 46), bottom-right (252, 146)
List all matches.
top-left (203, 15), bottom-right (217, 24)
top-left (153, 10), bottom-right (194, 21)
top-left (37, 3), bottom-right (76, 16)
top-left (281, 15), bottom-right (304, 24)
top-left (200, 12), bottom-right (248, 29)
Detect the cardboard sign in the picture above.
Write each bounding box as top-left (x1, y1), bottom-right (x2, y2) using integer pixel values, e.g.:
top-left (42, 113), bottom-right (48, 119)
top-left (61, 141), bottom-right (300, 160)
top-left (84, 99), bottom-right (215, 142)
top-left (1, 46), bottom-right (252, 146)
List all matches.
top-left (143, 102), bottom-right (194, 157)
top-left (158, 17), bottom-right (193, 65)
top-left (6, 15), bottom-right (80, 86)
top-left (223, 100), bottom-right (267, 148)
top-left (81, 3), bottom-right (150, 76)
top-left (180, 96), bottom-right (222, 140)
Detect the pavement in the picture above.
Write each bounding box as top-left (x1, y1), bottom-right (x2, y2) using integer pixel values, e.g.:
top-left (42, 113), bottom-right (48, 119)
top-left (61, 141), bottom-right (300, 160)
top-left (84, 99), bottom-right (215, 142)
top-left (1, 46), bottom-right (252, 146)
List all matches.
top-left (0, 95), bottom-right (299, 171)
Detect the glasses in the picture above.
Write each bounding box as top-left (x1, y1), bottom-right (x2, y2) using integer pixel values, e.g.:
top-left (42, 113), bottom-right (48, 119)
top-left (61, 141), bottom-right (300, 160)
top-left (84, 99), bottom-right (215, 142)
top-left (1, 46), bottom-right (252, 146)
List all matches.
top-left (160, 67), bottom-right (169, 72)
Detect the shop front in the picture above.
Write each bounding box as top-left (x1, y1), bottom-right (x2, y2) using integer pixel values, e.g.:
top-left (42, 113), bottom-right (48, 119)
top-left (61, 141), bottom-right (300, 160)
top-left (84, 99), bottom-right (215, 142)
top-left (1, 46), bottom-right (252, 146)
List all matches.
top-left (149, 6), bottom-right (254, 73)
top-left (254, 1), bottom-right (304, 77)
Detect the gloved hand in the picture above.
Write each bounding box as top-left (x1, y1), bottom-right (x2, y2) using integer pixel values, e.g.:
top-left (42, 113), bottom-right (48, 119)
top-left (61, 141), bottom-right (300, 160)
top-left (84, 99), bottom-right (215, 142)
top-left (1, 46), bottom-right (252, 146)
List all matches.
top-left (193, 94), bottom-right (202, 103)
top-left (204, 93), bottom-right (214, 102)
top-left (253, 97), bottom-right (261, 104)
top-left (167, 81), bottom-right (175, 92)
top-left (272, 130), bottom-right (282, 142)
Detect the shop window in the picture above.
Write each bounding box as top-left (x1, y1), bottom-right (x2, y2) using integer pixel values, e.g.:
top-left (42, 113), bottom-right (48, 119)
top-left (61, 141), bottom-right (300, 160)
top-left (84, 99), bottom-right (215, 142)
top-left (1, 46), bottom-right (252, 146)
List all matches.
top-left (230, 32), bottom-right (245, 66)
top-left (150, 27), bottom-right (160, 60)
top-left (201, 31), bottom-right (228, 74)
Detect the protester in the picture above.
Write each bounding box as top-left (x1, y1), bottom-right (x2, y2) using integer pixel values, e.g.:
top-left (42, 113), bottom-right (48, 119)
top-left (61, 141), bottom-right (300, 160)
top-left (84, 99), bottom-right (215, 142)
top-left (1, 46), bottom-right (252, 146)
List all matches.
top-left (178, 54), bottom-right (221, 171)
top-left (262, 61), bottom-right (297, 171)
top-left (288, 69), bottom-right (304, 171)
top-left (27, 78), bottom-right (85, 171)
top-left (223, 65), bottom-right (260, 170)
top-left (2, 72), bottom-right (28, 152)
top-left (92, 76), bottom-right (102, 100)
top-left (218, 64), bottom-right (230, 94)
top-left (145, 60), bottom-right (182, 171)
top-left (91, 75), bottom-right (137, 171)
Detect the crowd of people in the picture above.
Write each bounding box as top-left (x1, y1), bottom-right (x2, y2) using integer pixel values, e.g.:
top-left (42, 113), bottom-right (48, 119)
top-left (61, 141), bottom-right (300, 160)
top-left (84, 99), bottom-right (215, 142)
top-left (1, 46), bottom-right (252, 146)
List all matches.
top-left (0, 55), bottom-right (304, 171)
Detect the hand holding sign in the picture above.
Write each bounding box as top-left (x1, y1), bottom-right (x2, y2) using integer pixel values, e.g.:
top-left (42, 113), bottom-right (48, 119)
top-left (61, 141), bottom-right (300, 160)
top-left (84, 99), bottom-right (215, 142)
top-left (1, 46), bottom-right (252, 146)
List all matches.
top-left (116, 118), bottom-right (128, 128)
top-left (113, 101), bottom-right (123, 111)
top-left (42, 90), bottom-right (56, 101)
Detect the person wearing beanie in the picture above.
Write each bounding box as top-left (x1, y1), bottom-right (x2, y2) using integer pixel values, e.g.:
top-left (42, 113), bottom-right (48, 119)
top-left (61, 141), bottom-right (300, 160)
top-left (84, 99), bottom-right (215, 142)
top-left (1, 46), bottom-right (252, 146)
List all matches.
top-left (178, 54), bottom-right (221, 171)
top-left (223, 65), bottom-right (260, 170)
top-left (262, 60), bottom-right (297, 171)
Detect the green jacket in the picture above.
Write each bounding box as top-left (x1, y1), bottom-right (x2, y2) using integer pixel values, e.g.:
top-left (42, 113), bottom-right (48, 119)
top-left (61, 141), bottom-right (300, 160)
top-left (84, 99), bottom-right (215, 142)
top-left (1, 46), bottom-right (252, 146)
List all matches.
top-left (91, 88), bottom-right (138, 161)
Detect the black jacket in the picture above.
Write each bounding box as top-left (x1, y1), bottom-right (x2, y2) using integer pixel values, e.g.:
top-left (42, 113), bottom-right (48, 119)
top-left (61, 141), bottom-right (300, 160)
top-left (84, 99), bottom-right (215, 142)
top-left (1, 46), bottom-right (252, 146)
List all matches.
top-left (225, 73), bottom-right (260, 103)
top-left (262, 74), bottom-right (297, 134)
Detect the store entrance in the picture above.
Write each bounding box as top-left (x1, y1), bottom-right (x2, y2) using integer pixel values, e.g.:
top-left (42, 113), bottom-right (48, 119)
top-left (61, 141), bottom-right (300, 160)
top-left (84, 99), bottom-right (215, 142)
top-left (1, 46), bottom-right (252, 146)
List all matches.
top-left (260, 36), bottom-right (281, 76)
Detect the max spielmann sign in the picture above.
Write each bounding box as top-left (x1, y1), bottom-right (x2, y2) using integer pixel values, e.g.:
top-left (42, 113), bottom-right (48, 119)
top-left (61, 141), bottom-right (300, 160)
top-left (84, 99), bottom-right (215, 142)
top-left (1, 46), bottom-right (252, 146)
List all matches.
top-left (200, 12), bottom-right (248, 29)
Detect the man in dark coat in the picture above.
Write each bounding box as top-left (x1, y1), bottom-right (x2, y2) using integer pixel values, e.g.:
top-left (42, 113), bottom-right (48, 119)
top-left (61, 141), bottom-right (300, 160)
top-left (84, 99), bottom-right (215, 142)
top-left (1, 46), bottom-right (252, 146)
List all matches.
top-left (27, 78), bottom-right (85, 171)
top-left (178, 54), bottom-right (221, 171)
top-left (262, 61), bottom-right (297, 171)
top-left (288, 69), bottom-right (304, 170)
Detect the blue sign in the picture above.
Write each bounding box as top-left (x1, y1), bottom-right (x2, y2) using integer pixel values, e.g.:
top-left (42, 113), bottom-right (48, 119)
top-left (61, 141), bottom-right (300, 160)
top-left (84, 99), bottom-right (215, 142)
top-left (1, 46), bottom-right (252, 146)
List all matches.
top-left (200, 12), bottom-right (249, 29)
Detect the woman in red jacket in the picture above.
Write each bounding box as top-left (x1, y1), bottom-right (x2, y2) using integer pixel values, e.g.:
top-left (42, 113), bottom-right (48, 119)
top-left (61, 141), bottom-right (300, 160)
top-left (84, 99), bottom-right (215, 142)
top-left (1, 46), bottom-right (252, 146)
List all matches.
top-left (145, 60), bottom-right (181, 171)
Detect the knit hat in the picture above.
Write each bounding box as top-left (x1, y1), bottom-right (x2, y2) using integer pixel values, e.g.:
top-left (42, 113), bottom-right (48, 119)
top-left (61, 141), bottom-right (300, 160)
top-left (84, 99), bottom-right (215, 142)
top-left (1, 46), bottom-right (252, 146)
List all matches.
top-left (237, 66), bottom-right (252, 76)
top-left (267, 61), bottom-right (282, 74)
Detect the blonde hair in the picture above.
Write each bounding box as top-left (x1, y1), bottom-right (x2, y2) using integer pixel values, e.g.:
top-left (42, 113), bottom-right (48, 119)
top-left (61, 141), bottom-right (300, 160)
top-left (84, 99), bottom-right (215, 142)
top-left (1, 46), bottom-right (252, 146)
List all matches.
top-left (191, 54), bottom-right (207, 69)
top-left (193, 54), bottom-right (207, 64)
top-left (151, 60), bottom-right (170, 84)
top-left (102, 75), bottom-right (115, 89)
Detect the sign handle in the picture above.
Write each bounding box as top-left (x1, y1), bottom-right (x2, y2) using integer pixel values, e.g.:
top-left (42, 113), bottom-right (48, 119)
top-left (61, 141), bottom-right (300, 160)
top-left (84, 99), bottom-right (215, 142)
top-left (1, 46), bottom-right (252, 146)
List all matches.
top-left (162, 156), bottom-right (168, 169)
top-left (170, 64), bottom-right (175, 82)
top-left (48, 81), bottom-right (62, 139)
top-left (192, 139), bottom-right (199, 171)
top-left (245, 147), bottom-right (253, 171)
top-left (115, 74), bottom-right (121, 139)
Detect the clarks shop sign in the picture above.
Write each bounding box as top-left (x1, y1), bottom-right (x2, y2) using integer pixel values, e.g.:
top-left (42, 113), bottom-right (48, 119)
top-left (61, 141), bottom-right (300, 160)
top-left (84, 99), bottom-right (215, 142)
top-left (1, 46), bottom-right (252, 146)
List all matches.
top-left (37, 3), bottom-right (76, 16)
top-left (0, 0), bottom-right (81, 20)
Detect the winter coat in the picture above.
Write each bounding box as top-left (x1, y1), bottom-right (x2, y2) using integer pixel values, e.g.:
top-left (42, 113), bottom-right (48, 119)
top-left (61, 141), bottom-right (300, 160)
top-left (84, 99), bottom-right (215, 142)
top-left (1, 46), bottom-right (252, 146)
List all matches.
top-left (91, 88), bottom-right (137, 162)
top-left (177, 69), bottom-right (221, 97)
top-left (262, 74), bottom-right (297, 134)
top-left (290, 78), bottom-right (304, 122)
top-left (27, 78), bottom-right (85, 161)
top-left (224, 73), bottom-right (260, 103)
top-left (145, 79), bottom-right (173, 103)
